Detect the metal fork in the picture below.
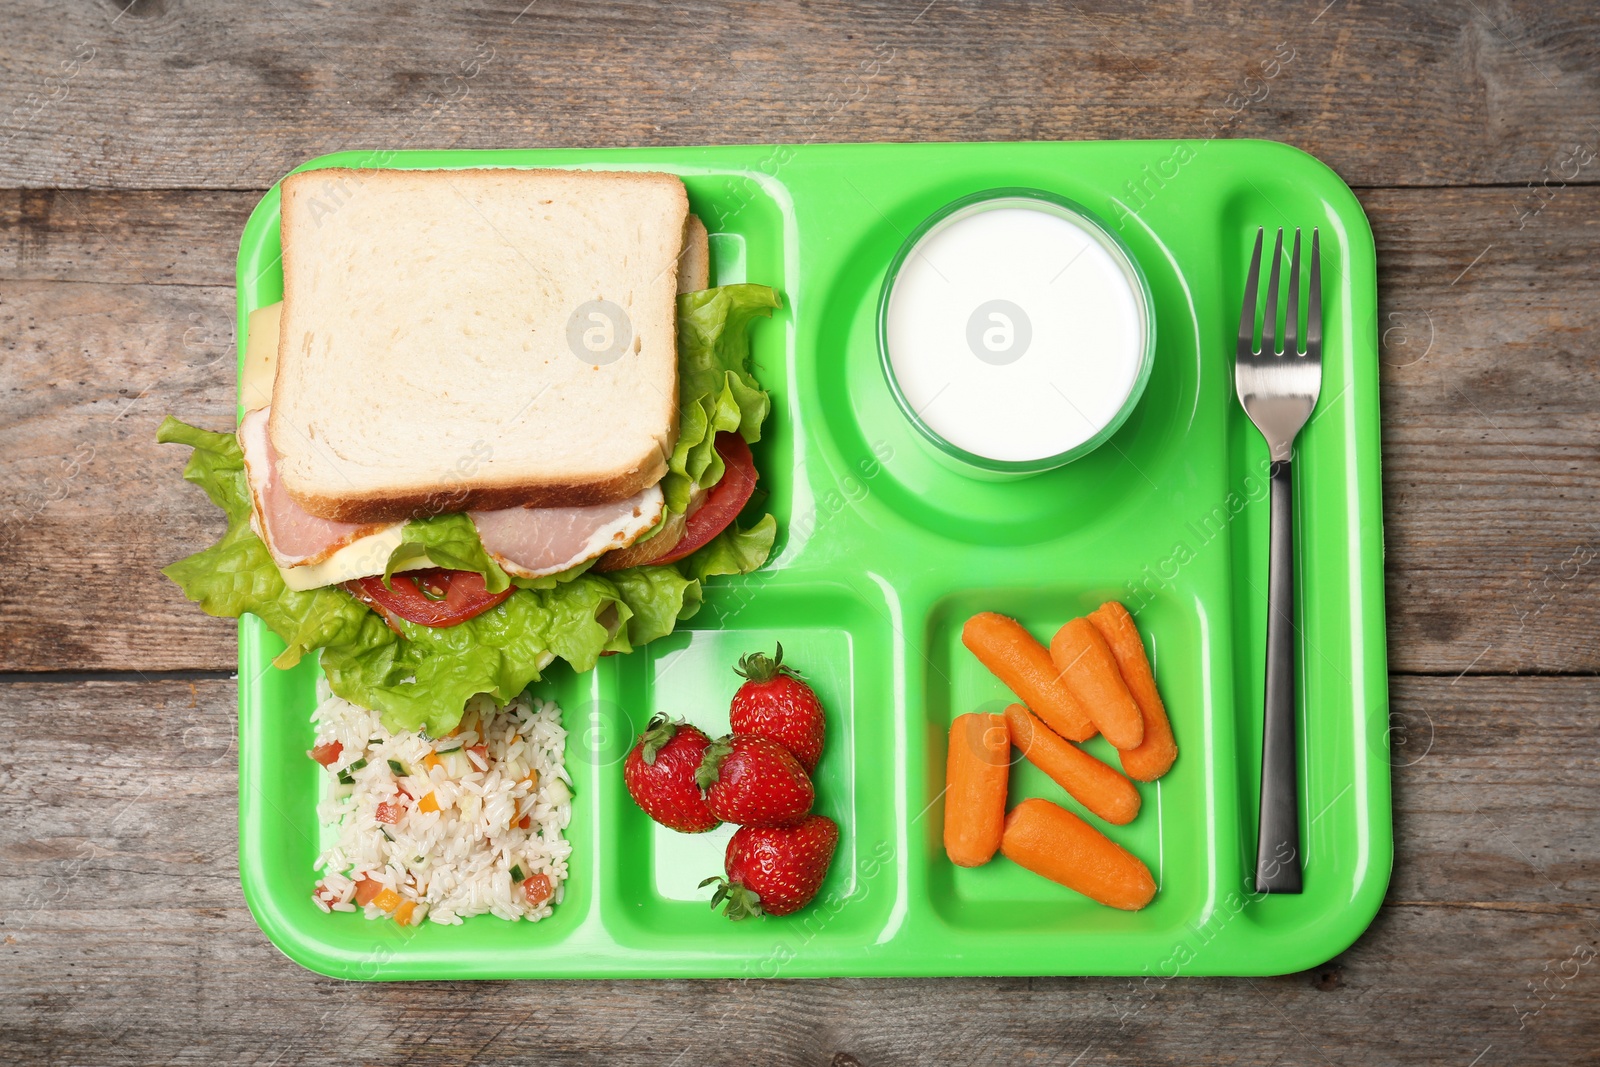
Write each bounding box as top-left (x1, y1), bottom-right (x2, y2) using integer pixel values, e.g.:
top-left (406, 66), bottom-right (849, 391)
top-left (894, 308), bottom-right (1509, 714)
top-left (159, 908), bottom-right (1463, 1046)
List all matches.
top-left (1235, 227), bottom-right (1322, 894)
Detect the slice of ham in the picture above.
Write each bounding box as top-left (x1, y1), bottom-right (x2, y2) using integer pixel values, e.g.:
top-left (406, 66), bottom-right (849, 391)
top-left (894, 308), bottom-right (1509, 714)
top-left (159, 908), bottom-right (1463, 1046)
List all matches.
top-left (239, 407), bottom-right (395, 568)
top-left (240, 405), bottom-right (665, 583)
top-left (470, 486), bottom-right (666, 580)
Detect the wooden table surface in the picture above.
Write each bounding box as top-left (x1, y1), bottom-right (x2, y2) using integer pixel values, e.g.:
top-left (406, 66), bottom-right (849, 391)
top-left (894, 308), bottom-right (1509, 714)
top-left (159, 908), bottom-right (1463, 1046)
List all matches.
top-left (2, 1), bottom-right (1597, 1063)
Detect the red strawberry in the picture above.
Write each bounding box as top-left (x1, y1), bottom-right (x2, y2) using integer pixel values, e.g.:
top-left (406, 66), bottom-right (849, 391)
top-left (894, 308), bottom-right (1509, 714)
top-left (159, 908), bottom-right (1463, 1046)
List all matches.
top-left (701, 815), bottom-right (840, 918)
top-left (695, 734), bottom-right (814, 827)
top-left (624, 713), bottom-right (720, 833)
top-left (729, 644), bottom-right (826, 773)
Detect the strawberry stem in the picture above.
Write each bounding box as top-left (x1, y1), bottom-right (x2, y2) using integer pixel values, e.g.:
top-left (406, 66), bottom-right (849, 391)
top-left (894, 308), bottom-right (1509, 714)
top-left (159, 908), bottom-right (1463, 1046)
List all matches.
top-left (699, 876), bottom-right (764, 920)
top-left (733, 642), bottom-right (801, 684)
top-left (694, 735), bottom-right (733, 790)
top-left (639, 712), bottom-right (678, 766)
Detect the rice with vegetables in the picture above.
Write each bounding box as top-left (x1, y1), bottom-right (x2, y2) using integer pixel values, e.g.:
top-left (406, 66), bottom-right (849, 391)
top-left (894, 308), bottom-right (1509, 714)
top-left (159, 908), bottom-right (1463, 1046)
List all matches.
top-left (310, 685), bottom-right (572, 926)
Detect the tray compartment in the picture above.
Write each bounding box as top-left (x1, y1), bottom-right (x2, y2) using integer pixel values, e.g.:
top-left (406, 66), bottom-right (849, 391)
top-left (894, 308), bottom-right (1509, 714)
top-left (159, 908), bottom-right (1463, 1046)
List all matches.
top-left (805, 158), bottom-right (1206, 554)
top-left (596, 580), bottom-right (902, 951)
top-left (1213, 172), bottom-right (1390, 947)
top-left (238, 619), bottom-right (598, 979)
top-left (916, 585), bottom-right (1218, 936)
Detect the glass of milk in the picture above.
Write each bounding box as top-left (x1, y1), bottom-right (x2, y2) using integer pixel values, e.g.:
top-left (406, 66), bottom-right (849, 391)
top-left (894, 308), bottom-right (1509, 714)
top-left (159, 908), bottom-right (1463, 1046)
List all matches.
top-left (877, 190), bottom-right (1155, 479)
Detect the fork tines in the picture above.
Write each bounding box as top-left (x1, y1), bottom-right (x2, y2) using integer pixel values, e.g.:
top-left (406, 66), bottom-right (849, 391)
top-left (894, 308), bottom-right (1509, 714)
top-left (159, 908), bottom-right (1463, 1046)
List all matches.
top-left (1239, 227), bottom-right (1321, 359)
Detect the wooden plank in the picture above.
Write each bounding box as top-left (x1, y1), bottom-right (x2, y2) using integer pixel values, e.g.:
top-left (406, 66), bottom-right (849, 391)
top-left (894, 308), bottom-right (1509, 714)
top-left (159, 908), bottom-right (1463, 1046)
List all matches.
top-left (0, 188), bottom-right (253, 285)
top-left (1386, 673), bottom-right (1599, 907)
top-left (0, 1), bottom-right (1596, 190)
top-left (1, 675), bottom-right (1594, 1064)
top-left (1, 184), bottom-right (1596, 672)
top-left (1374, 183), bottom-right (1600, 674)
top-left (0, 280), bottom-right (239, 670)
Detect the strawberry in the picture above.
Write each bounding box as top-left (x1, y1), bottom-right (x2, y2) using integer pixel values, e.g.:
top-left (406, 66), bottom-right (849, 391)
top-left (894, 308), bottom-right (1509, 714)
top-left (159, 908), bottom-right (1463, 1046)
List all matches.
top-left (729, 643), bottom-right (826, 773)
top-left (694, 733), bottom-right (814, 827)
top-left (700, 815), bottom-right (839, 918)
top-left (623, 713), bottom-right (720, 833)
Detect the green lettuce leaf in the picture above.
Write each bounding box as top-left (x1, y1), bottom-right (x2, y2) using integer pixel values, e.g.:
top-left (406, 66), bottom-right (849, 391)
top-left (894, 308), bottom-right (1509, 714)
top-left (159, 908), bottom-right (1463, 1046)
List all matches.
top-left (156, 417), bottom-right (370, 668)
top-left (508, 557), bottom-right (597, 591)
top-left (326, 574), bottom-right (651, 736)
top-left (665, 285), bottom-right (779, 512)
top-left (528, 573), bottom-right (633, 670)
top-left (682, 513), bottom-right (778, 582)
top-left (319, 598), bottom-right (552, 738)
top-left (384, 513), bottom-right (512, 593)
top-left (609, 564), bottom-right (703, 645)
top-left (164, 519), bottom-right (374, 671)
top-left (157, 416), bottom-right (252, 523)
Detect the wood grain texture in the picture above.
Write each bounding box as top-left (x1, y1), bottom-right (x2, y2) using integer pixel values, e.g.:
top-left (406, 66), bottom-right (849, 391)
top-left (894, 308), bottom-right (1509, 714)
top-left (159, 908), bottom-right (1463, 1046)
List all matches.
top-left (1373, 184), bottom-right (1600, 674)
top-left (1, 676), bottom-right (1594, 1066)
top-left (0, 188), bottom-right (253, 284)
top-left (0, 1), bottom-right (1597, 190)
top-left (1, 186), bottom-right (1595, 672)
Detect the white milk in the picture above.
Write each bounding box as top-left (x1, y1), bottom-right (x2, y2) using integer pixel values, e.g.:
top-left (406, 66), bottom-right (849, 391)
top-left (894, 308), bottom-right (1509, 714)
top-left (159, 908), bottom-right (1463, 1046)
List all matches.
top-left (884, 202), bottom-right (1148, 464)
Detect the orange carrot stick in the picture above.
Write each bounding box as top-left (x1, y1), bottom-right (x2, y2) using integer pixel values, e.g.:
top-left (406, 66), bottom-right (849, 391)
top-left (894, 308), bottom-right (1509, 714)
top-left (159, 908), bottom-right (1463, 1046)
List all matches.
top-left (1003, 704), bottom-right (1141, 825)
top-left (943, 712), bottom-right (1011, 867)
top-left (1088, 601), bottom-right (1178, 781)
top-left (962, 612), bottom-right (1096, 742)
top-left (1049, 617), bottom-right (1144, 750)
top-left (1000, 797), bottom-right (1157, 910)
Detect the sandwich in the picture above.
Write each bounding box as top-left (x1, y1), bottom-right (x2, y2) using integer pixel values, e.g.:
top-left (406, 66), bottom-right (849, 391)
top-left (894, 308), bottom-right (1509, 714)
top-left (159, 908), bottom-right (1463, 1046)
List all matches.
top-left (160, 167), bottom-right (779, 736)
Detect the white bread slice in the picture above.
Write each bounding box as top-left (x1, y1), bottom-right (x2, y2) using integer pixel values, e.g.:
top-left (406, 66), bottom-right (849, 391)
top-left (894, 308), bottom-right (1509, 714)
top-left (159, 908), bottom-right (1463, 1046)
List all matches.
top-left (270, 167), bottom-right (689, 523)
top-left (245, 211), bottom-right (703, 414)
top-left (678, 214), bottom-right (709, 293)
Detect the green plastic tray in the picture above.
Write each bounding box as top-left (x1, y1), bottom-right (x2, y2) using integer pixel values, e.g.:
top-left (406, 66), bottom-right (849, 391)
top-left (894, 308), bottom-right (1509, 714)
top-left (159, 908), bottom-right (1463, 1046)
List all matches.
top-left (235, 141), bottom-right (1390, 980)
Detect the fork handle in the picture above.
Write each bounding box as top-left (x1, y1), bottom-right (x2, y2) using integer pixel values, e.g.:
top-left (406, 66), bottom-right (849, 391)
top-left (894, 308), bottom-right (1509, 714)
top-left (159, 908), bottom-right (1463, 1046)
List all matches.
top-left (1255, 458), bottom-right (1303, 893)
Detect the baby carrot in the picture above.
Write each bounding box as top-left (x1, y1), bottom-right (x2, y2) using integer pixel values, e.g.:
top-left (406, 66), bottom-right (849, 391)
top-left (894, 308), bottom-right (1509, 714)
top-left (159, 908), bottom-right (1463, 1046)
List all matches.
top-left (1050, 617), bottom-right (1144, 750)
top-left (962, 612), bottom-right (1096, 742)
top-left (943, 712), bottom-right (1011, 867)
top-left (1000, 797), bottom-right (1157, 911)
top-left (1003, 704), bottom-right (1141, 825)
top-left (1088, 601), bottom-right (1178, 781)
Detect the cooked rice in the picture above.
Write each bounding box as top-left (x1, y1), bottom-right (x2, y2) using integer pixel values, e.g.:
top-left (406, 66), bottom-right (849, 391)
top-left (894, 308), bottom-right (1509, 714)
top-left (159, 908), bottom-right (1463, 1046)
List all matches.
top-left (309, 684), bottom-right (572, 926)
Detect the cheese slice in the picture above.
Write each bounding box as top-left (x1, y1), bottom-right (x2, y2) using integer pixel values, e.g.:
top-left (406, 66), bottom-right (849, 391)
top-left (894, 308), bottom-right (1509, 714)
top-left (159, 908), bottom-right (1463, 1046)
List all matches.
top-left (276, 524), bottom-right (438, 592)
top-left (241, 302), bottom-right (281, 412)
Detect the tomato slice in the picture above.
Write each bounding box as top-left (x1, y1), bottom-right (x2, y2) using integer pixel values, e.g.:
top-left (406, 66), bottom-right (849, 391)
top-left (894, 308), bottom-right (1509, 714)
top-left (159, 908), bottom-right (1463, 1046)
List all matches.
top-left (655, 433), bottom-right (758, 566)
top-left (344, 568), bottom-right (514, 630)
top-left (310, 741), bottom-right (343, 767)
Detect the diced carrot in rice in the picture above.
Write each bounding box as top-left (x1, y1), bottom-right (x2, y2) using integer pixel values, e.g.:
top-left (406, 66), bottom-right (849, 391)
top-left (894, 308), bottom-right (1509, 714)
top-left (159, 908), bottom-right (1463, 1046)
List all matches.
top-left (522, 873), bottom-right (553, 907)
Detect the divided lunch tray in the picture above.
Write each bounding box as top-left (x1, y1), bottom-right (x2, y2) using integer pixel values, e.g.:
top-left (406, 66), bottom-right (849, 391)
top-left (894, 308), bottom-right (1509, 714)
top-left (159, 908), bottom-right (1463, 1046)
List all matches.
top-left (236, 141), bottom-right (1391, 980)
